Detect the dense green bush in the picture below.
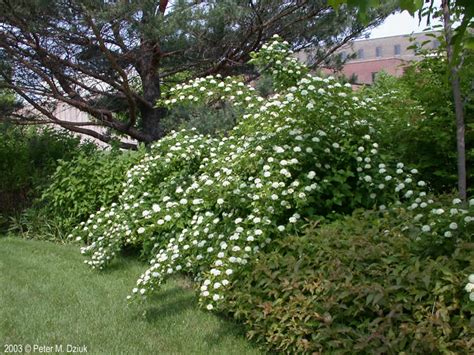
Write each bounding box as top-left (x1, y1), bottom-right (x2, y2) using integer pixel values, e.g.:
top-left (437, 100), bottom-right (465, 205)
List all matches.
top-left (14, 147), bottom-right (144, 239)
top-left (0, 124), bottom-right (95, 230)
top-left (70, 36), bottom-right (473, 304)
top-left (226, 210), bottom-right (474, 354)
top-left (364, 50), bottom-right (474, 194)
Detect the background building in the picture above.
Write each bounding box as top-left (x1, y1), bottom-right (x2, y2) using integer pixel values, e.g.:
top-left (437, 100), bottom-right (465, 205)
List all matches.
top-left (336, 31), bottom-right (440, 84)
top-left (298, 31), bottom-right (441, 85)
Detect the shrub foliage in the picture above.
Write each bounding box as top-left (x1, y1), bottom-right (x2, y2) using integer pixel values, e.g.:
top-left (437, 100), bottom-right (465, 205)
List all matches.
top-left (65, 37), bottom-right (474, 351)
top-left (72, 36), bottom-right (473, 299)
top-left (0, 125), bottom-right (95, 230)
top-left (227, 211), bottom-right (474, 353)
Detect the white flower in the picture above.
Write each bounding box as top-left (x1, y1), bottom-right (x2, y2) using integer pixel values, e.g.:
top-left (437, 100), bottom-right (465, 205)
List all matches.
top-left (277, 225), bottom-right (285, 232)
top-left (469, 274), bottom-right (474, 283)
top-left (444, 231), bottom-right (452, 238)
top-left (206, 304), bottom-right (214, 310)
top-left (421, 225), bottom-right (431, 232)
top-left (449, 222), bottom-right (458, 230)
top-left (452, 198), bottom-right (462, 205)
top-left (217, 198), bottom-right (224, 205)
top-left (137, 227), bottom-right (145, 234)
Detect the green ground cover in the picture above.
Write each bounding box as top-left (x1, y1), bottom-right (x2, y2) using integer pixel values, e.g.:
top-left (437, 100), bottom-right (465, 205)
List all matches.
top-left (0, 237), bottom-right (259, 354)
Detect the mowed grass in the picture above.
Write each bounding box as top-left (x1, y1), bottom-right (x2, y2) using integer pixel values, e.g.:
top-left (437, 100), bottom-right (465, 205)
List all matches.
top-left (0, 237), bottom-right (259, 354)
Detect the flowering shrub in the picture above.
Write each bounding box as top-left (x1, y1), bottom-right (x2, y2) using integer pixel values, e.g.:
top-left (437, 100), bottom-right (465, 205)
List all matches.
top-left (71, 36), bottom-right (474, 313)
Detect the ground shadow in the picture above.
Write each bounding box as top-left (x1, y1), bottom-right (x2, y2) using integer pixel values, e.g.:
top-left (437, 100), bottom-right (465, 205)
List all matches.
top-left (130, 287), bottom-right (196, 323)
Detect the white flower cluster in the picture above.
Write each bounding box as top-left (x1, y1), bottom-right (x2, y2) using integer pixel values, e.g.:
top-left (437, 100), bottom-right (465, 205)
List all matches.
top-left (465, 274), bottom-right (474, 302)
top-left (251, 35), bottom-right (308, 90)
top-left (161, 74), bottom-right (264, 113)
top-left (71, 36), bottom-right (474, 310)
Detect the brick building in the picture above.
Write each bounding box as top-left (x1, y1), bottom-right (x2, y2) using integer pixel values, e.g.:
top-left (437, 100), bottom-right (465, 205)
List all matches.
top-left (298, 31), bottom-right (441, 84)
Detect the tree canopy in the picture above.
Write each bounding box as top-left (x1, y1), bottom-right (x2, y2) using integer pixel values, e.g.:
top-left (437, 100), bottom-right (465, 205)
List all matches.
top-left (0, 0), bottom-right (393, 147)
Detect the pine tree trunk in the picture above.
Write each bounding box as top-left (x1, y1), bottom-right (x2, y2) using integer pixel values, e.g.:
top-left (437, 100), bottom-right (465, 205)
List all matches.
top-left (138, 41), bottom-right (165, 142)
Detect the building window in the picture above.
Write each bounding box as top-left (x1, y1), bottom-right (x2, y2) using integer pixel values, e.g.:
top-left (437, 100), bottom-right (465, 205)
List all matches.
top-left (394, 44), bottom-right (401, 55)
top-left (340, 51), bottom-right (347, 61)
top-left (371, 72), bottom-right (378, 83)
top-left (375, 46), bottom-right (382, 58)
top-left (357, 48), bottom-right (364, 59)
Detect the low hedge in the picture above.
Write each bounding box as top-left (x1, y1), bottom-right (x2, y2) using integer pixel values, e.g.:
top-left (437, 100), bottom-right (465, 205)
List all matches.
top-left (226, 211), bottom-right (474, 354)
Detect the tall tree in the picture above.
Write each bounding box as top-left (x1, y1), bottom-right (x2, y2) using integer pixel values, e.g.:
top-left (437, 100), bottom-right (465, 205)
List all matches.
top-left (440, 0), bottom-right (469, 202)
top-left (0, 0), bottom-right (393, 148)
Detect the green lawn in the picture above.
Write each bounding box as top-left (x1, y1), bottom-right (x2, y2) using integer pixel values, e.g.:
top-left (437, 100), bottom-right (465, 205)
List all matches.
top-left (0, 237), bottom-right (259, 354)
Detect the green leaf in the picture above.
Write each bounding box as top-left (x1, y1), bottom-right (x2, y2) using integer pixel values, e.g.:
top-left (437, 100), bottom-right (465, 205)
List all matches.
top-left (400, 0), bottom-right (423, 15)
